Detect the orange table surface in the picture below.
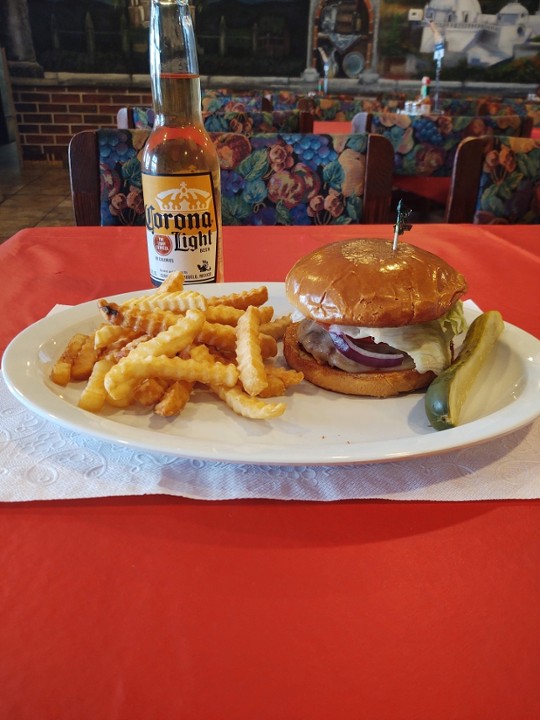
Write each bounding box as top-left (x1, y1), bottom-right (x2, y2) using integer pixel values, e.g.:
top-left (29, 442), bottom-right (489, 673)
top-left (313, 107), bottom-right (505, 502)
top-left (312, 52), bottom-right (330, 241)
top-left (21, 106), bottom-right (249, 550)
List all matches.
top-left (1, 224), bottom-right (540, 720)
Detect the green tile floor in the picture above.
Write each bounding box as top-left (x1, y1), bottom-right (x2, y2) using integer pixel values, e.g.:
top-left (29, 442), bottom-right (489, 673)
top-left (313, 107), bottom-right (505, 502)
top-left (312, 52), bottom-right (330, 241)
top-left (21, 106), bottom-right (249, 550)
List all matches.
top-left (0, 144), bottom-right (74, 244)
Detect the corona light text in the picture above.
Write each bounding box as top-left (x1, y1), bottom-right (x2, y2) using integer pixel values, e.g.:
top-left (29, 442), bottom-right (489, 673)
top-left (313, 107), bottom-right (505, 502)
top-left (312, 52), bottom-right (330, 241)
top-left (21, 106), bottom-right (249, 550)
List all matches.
top-left (174, 230), bottom-right (214, 251)
top-left (145, 205), bottom-right (212, 233)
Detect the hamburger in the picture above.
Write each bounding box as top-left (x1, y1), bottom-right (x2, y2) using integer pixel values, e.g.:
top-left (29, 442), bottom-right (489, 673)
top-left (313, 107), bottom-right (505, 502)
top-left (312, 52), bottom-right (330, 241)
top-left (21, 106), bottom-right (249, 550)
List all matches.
top-left (283, 238), bottom-right (468, 397)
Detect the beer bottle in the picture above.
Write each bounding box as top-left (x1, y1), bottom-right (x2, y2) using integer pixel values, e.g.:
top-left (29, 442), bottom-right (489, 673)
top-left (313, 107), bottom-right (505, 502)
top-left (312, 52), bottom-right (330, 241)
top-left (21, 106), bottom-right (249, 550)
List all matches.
top-left (419, 76), bottom-right (432, 114)
top-left (142, 0), bottom-right (223, 287)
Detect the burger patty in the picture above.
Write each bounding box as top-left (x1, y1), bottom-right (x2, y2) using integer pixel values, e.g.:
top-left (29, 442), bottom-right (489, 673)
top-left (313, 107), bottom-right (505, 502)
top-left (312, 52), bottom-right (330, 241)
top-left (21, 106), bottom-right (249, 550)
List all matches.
top-left (296, 319), bottom-right (415, 374)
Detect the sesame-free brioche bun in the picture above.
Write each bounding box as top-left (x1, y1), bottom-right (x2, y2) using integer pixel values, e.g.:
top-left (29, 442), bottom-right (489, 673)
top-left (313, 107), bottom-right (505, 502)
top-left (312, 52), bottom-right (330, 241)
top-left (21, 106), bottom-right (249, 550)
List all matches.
top-left (283, 323), bottom-right (436, 397)
top-left (285, 238), bottom-right (467, 328)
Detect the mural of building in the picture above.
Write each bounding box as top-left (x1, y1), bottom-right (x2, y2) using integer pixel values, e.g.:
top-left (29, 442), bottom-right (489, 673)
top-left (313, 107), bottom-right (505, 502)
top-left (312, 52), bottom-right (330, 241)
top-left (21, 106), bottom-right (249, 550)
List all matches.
top-left (419, 0), bottom-right (540, 67)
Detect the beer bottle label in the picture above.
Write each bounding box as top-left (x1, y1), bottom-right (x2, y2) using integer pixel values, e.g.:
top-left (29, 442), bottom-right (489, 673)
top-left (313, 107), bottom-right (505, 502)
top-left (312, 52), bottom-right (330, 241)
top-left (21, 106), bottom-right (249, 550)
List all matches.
top-left (142, 171), bottom-right (221, 286)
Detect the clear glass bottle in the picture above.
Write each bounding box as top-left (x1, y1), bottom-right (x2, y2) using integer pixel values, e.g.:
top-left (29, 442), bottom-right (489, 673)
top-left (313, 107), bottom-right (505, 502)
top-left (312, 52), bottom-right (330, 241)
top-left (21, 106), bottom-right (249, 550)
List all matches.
top-left (142, 0), bottom-right (223, 287)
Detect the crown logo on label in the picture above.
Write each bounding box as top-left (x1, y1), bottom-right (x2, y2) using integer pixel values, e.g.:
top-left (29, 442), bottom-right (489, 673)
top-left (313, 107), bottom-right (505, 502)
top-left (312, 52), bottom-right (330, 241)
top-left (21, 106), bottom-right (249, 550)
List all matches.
top-left (156, 182), bottom-right (212, 212)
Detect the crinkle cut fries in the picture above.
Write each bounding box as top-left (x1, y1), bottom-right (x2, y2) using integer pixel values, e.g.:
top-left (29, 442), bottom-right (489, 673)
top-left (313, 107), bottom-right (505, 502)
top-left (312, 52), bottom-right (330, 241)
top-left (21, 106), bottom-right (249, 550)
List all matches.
top-left (50, 272), bottom-right (303, 421)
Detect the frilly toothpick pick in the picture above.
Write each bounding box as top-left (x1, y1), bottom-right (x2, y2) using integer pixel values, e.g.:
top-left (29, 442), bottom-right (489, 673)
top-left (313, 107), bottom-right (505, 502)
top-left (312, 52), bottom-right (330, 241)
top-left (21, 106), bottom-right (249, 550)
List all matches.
top-left (392, 199), bottom-right (413, 251)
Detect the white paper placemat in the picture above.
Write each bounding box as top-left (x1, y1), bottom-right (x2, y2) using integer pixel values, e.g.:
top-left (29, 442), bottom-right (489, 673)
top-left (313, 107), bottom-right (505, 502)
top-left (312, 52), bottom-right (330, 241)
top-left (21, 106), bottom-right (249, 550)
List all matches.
top-left (1, 371), bottom-right (539, 503)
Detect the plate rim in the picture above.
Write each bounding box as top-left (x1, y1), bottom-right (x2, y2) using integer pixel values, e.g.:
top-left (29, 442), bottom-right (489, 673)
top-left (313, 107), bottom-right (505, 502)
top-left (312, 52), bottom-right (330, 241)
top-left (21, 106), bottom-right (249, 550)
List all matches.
top-left (2, 283), bottom-right (540, 466)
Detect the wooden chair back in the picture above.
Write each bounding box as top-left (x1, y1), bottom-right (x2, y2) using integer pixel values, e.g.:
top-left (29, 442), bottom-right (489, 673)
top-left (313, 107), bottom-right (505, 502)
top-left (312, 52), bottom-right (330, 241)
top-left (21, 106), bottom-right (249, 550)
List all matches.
top-left (444, 137), bottom-right (484, 223)
top-left (68, 128), bottom-right (395, 227)
top-left (68, 130), bottom-right (101, 226)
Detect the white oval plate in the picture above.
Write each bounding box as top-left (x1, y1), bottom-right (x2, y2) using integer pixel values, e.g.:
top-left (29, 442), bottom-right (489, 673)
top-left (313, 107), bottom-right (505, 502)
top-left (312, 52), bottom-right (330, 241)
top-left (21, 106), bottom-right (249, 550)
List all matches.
top-left (2, 283), bottom-right (540, 465)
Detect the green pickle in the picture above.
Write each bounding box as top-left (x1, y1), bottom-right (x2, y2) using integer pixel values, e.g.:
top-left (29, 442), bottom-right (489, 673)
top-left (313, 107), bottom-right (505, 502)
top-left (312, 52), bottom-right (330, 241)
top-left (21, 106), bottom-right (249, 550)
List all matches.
top-left (425, 310), bottom-right (505, 430)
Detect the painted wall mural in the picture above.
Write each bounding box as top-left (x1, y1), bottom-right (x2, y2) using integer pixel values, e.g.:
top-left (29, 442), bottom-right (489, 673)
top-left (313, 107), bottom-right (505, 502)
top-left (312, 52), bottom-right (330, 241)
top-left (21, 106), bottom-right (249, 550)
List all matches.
top-left (10, 0), bottom-right (540, 82)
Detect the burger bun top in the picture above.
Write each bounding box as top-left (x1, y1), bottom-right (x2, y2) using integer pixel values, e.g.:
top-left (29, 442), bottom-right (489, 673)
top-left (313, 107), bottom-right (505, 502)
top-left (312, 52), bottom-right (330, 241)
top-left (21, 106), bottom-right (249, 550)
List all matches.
top-left (285, 238), bottom-right (467, 327)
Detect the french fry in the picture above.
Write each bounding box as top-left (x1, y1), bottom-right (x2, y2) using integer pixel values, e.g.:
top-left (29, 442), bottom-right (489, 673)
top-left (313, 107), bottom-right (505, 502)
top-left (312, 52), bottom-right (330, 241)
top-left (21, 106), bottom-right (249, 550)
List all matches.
top-left (197, 320), bottom-right (236, 352)
top-left (266, 365), bottom-right (304, 388)
top-left (205, 304), bottom-right (245, 326)
top-left (71, 333), bottom-right (99, 381)
top-left (129, 290), bottom-right (207, 313)
top-left (158, 270), bottom-right (185, 293)
top-left (210, 383), bottom-right (286, 419)
top-left (104, 309), bottom-right (206, 402)
top-left (123, 271), bottom-right (186, 306)
top-left (258, 375), bottom-right (286, 398)
top-left (154, 380), bottom-right (193, 417)
top-left (236, 306), bottom-right (268, 397)
top-left (94, 324), bottom-right (136, 350)
top-left (78, 357), bottom-right (116, 412)
top-left (133, 377), bottom-right (169, 406)
top-left (206, 286), bottom-right (268, 310)
top-left (258, 366), bottom-right (303, 398)
top-left (260, 313), bottom-right (291, 341)
top-left (105, 334), bottom-right (152, 362)
top-left (98, 300), bottom-right (179, 335)
top-left (109, 354), bottom-right (239, 387)
top-left (50, 333), bottom-right (88, 386)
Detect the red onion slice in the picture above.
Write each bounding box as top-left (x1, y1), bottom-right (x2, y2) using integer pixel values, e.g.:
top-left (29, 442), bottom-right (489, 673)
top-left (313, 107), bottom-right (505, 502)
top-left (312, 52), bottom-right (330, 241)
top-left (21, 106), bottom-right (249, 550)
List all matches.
top-left (329, 331), bottom-right (405, 368)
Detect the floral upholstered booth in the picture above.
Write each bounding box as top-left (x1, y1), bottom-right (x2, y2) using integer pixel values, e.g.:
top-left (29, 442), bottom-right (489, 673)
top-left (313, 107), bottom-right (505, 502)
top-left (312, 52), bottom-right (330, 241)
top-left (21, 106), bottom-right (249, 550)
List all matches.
top-left (267, 91), bottom-right (401, 120)
top-left (369, 112), bottom-right (529, 178)
top-left (203, 110), bottom-right (313, 134)
top-left (118, 93), bottom-right (264, 130)
top-left (96, 129), bottom-right (391, 227)
top-left (473, 136), bottom-right (540, 224)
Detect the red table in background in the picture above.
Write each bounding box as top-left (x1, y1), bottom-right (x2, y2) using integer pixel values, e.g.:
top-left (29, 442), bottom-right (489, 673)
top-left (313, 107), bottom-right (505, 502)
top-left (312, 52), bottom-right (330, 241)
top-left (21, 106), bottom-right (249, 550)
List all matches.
top-left (1, 224), bottom-right (539, 720)
top-left (314, 120), bottom-right (352, 134)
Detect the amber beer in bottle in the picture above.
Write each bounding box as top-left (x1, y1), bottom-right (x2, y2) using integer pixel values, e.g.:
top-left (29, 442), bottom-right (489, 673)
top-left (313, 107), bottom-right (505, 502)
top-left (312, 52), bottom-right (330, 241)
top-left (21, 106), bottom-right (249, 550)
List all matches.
top-left (142, 0), bottom-right (222, 286)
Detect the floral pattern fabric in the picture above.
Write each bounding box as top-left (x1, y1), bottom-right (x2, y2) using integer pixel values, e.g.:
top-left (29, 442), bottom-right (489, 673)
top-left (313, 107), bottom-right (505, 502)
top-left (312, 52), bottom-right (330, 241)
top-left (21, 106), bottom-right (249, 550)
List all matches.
top-left (266, 91), bottom-right (397, 119)
top-left (212, 132), bottom-right (369, 225)
top-left (98, 128), bottom-right (149, 226)
top-left (473, 136), bottom-right (540, 224)
top-left (97, 129), bottom-right (372, 227)
top-left (369, 112), bottom-right (528, 177)
top-left (203, 110), bottom-right (309, 135)
top-left (132, 106), bottom-right (155, 130)
top-left (129, 94), bottom-right (262, 130)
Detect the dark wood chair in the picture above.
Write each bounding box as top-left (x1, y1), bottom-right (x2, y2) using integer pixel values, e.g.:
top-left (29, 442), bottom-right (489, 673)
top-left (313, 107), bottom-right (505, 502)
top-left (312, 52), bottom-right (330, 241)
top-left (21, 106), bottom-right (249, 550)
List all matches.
top-left (68, 128), bottom-right (395, 226)
top-left (444, 137), bottom-right (484, 223)
top-left (68, 130), bottom-right (102, 226)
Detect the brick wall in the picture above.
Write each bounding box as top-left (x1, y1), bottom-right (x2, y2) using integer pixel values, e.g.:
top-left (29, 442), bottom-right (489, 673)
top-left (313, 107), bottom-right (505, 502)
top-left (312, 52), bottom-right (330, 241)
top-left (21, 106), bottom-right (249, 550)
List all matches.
top-left (13, 83), bottom-right (152, 163)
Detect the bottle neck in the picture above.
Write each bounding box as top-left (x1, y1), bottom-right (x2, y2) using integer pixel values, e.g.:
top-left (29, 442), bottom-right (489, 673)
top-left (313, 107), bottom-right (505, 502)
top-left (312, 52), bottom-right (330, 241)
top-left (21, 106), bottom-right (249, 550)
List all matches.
top-left (149, 0), bottom-right (203, 124)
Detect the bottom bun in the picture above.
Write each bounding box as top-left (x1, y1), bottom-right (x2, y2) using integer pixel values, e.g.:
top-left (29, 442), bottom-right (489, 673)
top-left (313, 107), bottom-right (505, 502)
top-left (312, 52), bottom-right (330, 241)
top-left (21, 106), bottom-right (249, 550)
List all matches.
top-left (283, 323), bottom-right (435, 398)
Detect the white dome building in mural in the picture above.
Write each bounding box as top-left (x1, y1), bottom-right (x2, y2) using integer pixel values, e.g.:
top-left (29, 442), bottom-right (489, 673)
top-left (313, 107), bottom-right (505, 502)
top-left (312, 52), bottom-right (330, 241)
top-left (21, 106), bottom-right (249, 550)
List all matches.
top-left (419, 0), bottom-right (540, 66)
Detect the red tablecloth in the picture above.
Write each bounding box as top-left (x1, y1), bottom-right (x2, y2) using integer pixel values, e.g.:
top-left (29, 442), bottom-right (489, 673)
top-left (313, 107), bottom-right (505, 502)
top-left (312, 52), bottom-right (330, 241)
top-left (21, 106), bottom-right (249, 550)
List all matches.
top-left (1, 224), bottom-right (538, 356)
top-left (1, 224), bottom-right (540, 720)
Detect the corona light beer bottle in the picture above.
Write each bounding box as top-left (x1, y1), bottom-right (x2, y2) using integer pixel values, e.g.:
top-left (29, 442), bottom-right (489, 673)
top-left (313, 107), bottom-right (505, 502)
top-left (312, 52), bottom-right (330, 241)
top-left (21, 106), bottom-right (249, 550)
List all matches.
top-left (142, 0), bottom-right (223, 286)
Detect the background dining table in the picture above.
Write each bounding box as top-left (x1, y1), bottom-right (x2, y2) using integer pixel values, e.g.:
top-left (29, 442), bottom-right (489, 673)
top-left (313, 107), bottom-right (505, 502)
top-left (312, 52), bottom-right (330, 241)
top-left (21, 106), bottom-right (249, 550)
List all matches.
top-left (1, 223), bottom-right (539, 720)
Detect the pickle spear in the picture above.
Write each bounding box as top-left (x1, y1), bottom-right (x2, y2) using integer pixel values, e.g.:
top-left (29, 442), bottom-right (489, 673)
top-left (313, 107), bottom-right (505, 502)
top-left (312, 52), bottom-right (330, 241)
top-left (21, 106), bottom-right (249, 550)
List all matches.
top-left (425, 310), bottom-right (505, 430)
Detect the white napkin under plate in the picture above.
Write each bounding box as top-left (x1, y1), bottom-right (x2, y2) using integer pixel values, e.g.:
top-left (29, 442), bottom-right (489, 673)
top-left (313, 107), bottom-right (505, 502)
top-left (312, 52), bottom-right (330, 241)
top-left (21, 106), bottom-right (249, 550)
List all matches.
top-left (1, 372), bottom-right (539, 502)
top-left (1, 302), bottom-right (539, 503)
